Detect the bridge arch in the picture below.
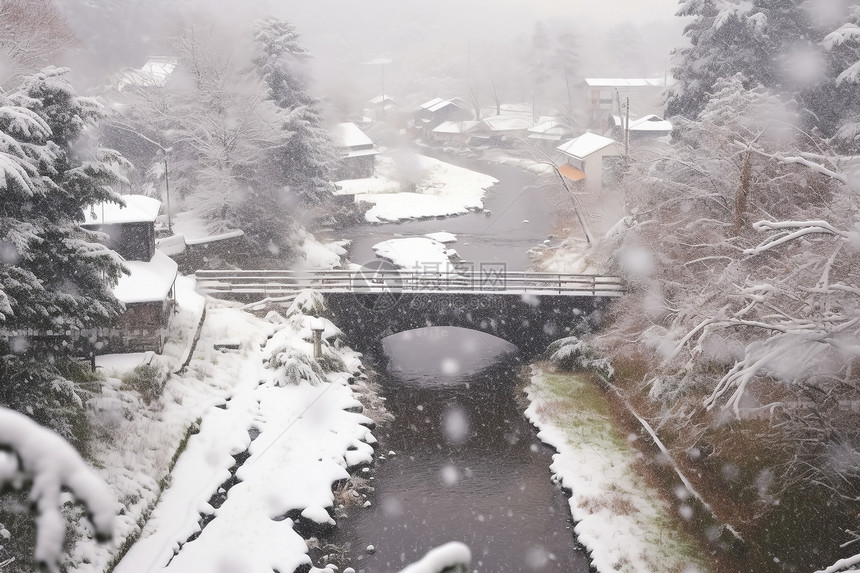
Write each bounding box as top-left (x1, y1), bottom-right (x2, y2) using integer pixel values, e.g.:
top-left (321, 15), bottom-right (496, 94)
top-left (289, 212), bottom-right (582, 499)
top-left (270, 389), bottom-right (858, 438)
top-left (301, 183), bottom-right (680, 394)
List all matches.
top-left (322, 291), bottom-right (608, 359)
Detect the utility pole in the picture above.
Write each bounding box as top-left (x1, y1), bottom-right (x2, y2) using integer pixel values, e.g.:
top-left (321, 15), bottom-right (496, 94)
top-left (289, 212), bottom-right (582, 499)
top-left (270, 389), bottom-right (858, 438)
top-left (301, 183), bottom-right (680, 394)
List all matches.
top-left (624, 97), bottom-right (630, 164)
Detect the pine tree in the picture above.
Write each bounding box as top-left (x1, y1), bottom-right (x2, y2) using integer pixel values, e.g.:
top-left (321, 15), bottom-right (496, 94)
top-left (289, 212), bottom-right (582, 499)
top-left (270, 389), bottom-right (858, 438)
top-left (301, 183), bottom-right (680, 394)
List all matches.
top-left (666, 0), bottom-right (815, 119)
top-left (252, 17), bottom-right (336, 207)
top-left (801, 7), bottom-right (860, 152)
top-left (0, 67), bottom-right (127, 440)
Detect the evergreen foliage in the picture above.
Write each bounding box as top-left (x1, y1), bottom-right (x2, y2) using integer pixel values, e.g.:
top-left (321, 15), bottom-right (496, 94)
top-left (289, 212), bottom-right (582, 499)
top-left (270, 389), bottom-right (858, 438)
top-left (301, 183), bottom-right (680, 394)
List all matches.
top-left (0, 67), bottom-right (127, 441)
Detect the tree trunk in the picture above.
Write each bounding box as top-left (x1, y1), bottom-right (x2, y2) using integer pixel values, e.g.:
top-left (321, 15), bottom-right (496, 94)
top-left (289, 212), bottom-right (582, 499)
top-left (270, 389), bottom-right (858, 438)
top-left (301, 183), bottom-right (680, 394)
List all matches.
top-left (733, 150), bottom-right (752, 236)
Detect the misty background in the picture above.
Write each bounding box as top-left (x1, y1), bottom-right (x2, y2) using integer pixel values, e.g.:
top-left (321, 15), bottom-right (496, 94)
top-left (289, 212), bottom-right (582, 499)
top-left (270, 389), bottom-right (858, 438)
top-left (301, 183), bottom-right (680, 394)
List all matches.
top-left (52, 0), bottom-right (685, 113)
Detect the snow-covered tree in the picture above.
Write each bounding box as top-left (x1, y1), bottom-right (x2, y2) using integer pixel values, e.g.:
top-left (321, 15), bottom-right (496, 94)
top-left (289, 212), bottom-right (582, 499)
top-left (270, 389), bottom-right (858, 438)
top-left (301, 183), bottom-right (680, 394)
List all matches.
top-left (666, 0), bottom-right (815, 119)
top-left (801, 6), bottom-right (860, 152)
top-left (0, 67), bottom-right (127, 439)
top-left (0, 0), bottom-right (75, 87)
top-left (252, 17), bottom-right (337, 208)
top-left (0, 407), bottom-right (114, 573)
top-left (596, 74), bottom-right (860, 560)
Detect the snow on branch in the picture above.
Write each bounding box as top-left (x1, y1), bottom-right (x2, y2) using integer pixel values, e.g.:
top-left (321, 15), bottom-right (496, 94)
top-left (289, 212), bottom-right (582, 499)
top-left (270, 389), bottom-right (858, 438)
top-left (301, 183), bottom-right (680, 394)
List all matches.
top-left (813, 552), bottom-right (860, 573)
top-left (822, 22), bottom-right (860, 50)
top-left (0, 407), bottom-right (115, 572)
top-left (744, 220), bottom-right (847, 255)
top-left (736, 141), bottom-right (849, 184)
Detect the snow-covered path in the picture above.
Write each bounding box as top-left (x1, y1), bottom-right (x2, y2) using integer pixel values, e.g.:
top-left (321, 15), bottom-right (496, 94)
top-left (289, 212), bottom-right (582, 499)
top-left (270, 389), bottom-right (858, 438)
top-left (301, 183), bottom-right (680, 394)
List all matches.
top-left (69, 285), bottom-right (381, 573)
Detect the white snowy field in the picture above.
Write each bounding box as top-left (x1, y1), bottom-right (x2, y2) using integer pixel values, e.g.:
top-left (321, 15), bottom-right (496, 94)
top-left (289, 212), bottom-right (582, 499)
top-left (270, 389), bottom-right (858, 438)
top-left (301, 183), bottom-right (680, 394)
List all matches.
top-left (525, 366), bottom-right (707, 573)
top-left (66, 282), bottom-right (381, 573)
top-left (335, 152), bottom-right (498, 223)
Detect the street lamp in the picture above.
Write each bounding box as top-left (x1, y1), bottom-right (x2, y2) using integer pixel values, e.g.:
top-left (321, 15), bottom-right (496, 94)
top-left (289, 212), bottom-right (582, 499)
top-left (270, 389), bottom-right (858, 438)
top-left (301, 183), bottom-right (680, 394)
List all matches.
top-left (107, 122), bottom-right (175, 233)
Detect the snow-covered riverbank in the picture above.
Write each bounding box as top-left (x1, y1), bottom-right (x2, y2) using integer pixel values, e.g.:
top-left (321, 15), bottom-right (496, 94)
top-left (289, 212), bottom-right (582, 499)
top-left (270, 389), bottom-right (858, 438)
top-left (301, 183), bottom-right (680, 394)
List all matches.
top-left (68, 283), bottom-right (385, 573)
top-left (524, 365), bottom-right (708, 573)
top-left (336, 152), bottom-right (498, 223)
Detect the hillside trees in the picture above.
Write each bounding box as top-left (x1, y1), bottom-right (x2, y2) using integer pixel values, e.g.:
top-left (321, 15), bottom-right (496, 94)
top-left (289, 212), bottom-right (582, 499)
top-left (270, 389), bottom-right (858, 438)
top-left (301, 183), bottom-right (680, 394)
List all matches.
top-left (666, 0), bottom-right (816, 119)
top-left (0, 0), bottom-right (75, 87)
top-left (109, 16), bottom-right (337, 260)
top-left (600, 33), bottom-right (860, 569)
top-left (0, 67), bottom-right (127, 440)
top-left (251, 16), bottom-right (337, 208)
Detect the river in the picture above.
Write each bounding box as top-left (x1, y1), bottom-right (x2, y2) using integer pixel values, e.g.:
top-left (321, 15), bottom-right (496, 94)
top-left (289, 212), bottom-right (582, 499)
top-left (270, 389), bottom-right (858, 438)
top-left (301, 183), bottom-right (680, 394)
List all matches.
top-left (341, 153), bottom-right (558, 270)
top-left (330, 155), bottom-right (591, 572)
top-left (330, 327), bottom-right (591, 573)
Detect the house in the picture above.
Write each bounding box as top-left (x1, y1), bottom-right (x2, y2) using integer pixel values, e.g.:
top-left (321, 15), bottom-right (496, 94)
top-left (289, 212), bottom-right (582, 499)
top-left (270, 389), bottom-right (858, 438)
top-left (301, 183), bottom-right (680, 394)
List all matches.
top-left (415, 98), bottom-right (473, 135)
top-left (606, 114), bottom-right (673, 148)
top-left (83, 195), bottom-right (178, 353)
top-left (584, 78), bottom-right (667, 130)
top-left (431, 120), bottom-right (482, 144)
top-left (367, 94), bottom-right (396, 121)
top-left (626, 114), bottom-right (673, 139)
top-left (333, 122), bottom-right (380, 180)
top-left (527, 119), bottom-right (573, 149)
top-left (556, 132), bottom-right (623, 193)
top-left (475, 115), bottom-right (532, 144)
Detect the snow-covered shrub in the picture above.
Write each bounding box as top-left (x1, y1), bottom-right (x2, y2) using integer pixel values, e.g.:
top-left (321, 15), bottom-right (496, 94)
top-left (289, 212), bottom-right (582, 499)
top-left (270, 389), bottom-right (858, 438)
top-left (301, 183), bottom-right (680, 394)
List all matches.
top-left (545, 336), bottom-right (614, 381)
top-left (272, 350), bottom-right (325, 386)
top-left (285, 289), bottom-right (327, 318)
top-left (120, 362), bottom-right (166, 405)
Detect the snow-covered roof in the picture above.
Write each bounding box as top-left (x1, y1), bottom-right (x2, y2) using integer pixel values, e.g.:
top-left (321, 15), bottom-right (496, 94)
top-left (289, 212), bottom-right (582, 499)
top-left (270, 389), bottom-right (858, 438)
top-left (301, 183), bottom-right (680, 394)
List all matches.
top-left (369, 94), bottom-right (395, 104)
top-left (419, 98), bottom-right (468, 113)
top-left (585, 78), bottom-right (665, 88)
top-left (528, 120), bottom-right (572, 135)
top-left (117, 57), bottom-right (177, 91)
top-left (419, 97), bottom-right (446, 110)
top-left (114, 250), bottom-right (178, 304)
top-left (556, 132), bottom-right (618, 159)
top-left (629, 114), bottom-right (673, 132)
top-left (83, 195), bottom-right (161, 225)
top-left (481, 116), bottom-right (532, 132)
top-left (172, 211), bottom-right (245, 246)
top-left (333, 122), bottom-right (374, 149)
top-left (432, 120), bottom-right (481, 134)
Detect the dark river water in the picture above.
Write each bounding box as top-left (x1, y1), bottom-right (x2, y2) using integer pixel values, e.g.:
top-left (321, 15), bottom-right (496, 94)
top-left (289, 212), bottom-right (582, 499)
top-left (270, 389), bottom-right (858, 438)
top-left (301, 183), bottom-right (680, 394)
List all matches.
top-left (331, 327), bottom-right (591, 573)
top-left (342, 154), bottom-right (556, 271)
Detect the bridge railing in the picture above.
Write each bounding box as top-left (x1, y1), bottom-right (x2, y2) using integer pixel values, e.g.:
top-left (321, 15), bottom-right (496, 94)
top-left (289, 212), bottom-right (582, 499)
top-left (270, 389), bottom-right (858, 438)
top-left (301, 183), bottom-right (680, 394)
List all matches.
top-left (195, 269), bottom-right (625, 298)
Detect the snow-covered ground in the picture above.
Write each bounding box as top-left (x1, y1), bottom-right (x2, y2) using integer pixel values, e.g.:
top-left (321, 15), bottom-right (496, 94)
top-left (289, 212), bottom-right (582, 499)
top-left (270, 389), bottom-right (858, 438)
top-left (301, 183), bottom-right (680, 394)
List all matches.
top-left (524, 366), bottom-right (707, 573)
top-left (372, 235), bottom-right (460, 272)
top-left (67, 282), bottom-right (382, 573)
top-left (336, 152), bottom-right (497, 223)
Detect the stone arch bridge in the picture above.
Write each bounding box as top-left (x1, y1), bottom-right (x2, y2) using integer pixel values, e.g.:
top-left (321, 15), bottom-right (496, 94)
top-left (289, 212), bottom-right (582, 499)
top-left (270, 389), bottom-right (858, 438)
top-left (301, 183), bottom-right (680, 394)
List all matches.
top-left (195, 269), bottom-right (624, 357)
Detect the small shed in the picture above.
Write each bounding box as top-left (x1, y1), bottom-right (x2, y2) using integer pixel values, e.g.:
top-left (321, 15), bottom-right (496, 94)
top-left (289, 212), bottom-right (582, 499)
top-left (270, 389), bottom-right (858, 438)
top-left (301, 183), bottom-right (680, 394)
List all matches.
top-left (333, 122), bottom-right (379, 180)
top-left (82, 195), bottom-right (178, 352)
top-left (556, 132), bottom-right (622, 193)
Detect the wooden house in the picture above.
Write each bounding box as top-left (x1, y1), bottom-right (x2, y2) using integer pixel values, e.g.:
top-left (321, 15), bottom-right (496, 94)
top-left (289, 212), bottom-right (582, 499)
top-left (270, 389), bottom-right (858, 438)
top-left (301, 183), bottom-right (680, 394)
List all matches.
top-left (333, 122), bottom-right (379, 180)
top-left (584, 78), bottom-right (666, 131)
top-left (528, 120), bottom-right (573, 147)
top-left (83, 195), bottom-right (178, 352)
top-left (556, 132), bottom-right (623, 193)
top-left (415, 98), bottom-right (473, 136)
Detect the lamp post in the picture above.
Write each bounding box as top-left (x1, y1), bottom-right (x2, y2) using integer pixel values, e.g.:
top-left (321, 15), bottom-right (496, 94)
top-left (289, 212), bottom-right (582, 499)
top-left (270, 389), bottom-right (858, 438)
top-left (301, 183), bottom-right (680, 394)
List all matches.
top-left (108, 123), bottom-right (175, 233)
